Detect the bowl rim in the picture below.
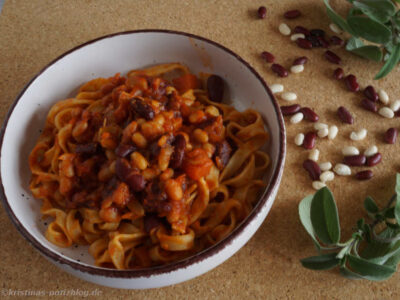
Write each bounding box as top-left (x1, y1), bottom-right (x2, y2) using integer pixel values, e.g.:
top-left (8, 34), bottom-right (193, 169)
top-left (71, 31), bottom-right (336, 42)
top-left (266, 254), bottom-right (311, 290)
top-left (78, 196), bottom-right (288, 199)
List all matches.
top-left (0, 29), bottom-right (286, 278)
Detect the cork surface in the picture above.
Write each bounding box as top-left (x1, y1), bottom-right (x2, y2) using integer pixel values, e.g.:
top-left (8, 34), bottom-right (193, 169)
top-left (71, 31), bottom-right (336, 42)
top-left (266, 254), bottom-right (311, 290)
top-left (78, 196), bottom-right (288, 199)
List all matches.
top-left (1, 0), bottom-right (400, 299)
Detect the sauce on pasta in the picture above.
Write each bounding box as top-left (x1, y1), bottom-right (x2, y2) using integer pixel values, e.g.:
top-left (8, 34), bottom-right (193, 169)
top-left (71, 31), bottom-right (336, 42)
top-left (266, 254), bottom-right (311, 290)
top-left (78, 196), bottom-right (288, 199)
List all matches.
top-left (29, 63), bottom-right (270, 269)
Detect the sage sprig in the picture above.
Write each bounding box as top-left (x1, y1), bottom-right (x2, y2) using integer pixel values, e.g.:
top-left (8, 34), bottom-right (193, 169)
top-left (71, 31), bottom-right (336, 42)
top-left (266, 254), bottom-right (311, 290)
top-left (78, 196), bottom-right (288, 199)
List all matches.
top-left (323, 0), bottom-right (400, 79)
top-left (299, 173), bottom-right (400, 281)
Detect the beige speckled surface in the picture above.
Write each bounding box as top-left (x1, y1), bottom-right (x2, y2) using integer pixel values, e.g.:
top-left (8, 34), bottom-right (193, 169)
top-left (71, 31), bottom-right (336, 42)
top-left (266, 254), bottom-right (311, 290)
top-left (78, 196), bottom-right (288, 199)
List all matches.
top-left (1, 0), bottom-right (400, 299)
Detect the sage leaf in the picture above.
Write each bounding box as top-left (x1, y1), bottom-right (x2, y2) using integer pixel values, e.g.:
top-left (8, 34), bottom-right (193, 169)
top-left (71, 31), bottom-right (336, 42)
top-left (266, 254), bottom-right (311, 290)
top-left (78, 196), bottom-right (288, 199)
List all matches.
top-left (363, 228), bottom-right (400, 264)
top-left (310, 187), bottom-right (341, 245)
top-left (384, 250), bottom-right (400, 267)
top-left (395, 173), bottom-right (400, 224)
top-left (300, 253), bottom-right (339, 270)
top-left (347, 16), bottom-right (391, 44)
top-left (348, 7), bottom-right (363, 18)
top-left (324, 0), bottom-right (356, 35)
top-left (385, 207), bottom-right (395, 219)
top-left (346, 255), bottom-right (396, 281)
top-left (368, 241), bottom-right (400, 265)
top-left (340, 266), bottom-right (363, 279)
top-left (346, 36), bottom-right (364, 50)
top-left (375, 44), bottom-right (400, 79)
top-left (299, 195), bottom-right (321, 250)
top-left (357, 218), bottom-right (365, 230)
top-left (364, 196), bottom-right (379, 214)
top-left (349, 46), bottom-right (383, 62)
top-left (352, 0), bottom-right (396, 24)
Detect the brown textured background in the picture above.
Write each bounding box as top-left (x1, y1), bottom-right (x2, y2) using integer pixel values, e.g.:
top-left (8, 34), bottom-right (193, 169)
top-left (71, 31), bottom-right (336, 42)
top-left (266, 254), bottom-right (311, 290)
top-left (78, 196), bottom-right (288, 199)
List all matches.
top-left (1, 0), bottom-right (400, 299)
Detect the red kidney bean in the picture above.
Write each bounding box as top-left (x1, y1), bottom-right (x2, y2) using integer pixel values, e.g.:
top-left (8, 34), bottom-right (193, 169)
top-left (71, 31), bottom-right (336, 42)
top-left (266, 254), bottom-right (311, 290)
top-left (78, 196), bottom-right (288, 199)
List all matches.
top-left (280, 104), bottom-right (301, 116)
top-left (261, 51), bottom-right (275, 63)
top-left (284, 9), bottom-right (301, 19)
top-left (207, 75), bottom-right (225, 102)
top-left (343, 154), bottom-right (366, 166)
top-left (293, 56), bottom-right (308, 65)
top-left (131, 98), bottom-right (155, 120)
top-left (366, 153), bottom-right (382, 167)
top-left (294, 26), bottom-right (310, 35)
top-left (169, 134), bottom-right (186, 169)
top-left (396, 110), bottom-right (400, 118)
top-left (303, 159), bottom-right (321, 180)
top-left (333, 68), bottom-right (344, 80)
top-left (300, 107), bottom-right (319, 122)
top-left (337, 106), bottom-right (354, 124)
top-left (115, 158), bottom-right (132, 182)
top-left (324, 50), bottom-right (342, 64)
top-left (258, 6), bottom-right (267, 19)
top-left (296, 38), bottom-right (313, 49)
top-left (355, 170), bottom-right (373, 181)
top-left (330, 36), bottom-right (344, 46)
top-left (303, 132), bottom-right (317, 149)
top-left (361, 98), bottom-right (378, 112)
top-left (344, 74), bottom-right (360, 92)
top-left (385, 128), bottom-right (398, 144)
top-left (115, 144), bottom-right (136, 157)
top-left (306, 35), bottom-right (321, 47)
top-left (144, 214), bottom-right (162, 233)
top-left (363, 85), bottom-right (378, 102)
top-left (271, 64), bottom-right (289, 77)
top-left (317, 36), bottom-right (330, 48)
top-left (214, 140), bottom-right (232, 167)
top-left (126, 173), bottom-right (146, 192)
top-left (75, 142), bottom-right (98, 154)
top-left (310, 29), bottom-right (325, 37)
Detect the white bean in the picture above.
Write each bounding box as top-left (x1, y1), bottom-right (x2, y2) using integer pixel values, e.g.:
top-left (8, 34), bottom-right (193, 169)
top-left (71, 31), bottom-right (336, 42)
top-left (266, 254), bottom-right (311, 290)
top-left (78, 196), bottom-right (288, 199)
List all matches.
top-left (342, 146), bottom-right (359, 156)
top-left (290, 112), bottom-right (304, 124)
top-left (364, 145), bottom-right (378, 157)
top-left (329, 23), bottom-right (342, 34)
top-left (320, 171), bottom-right (335, 183)
top-left (379, 107), bottom-right (394, 119)
top-left (270, 84), bottom-right (284, 94)
top-left (328, 125), bottom-right (338, 140)
top-left (309, 149), bottom-right (320, 162)
top-left (350, 128), bottom-right (367, 141)
top-left (290, 64), bottom-right (304, 74)
top-left (314, 122), bottom-right (328, 131)
top-left (281, 92), bottom-right (297, 101)
top-left (290, 33), bottom-right (305, 41)
top-left (317, 128), bottom-right (329, 138)
top-left (319, 162), bottom-right (332, 171)
top-left (333, 163), bottom-right (351, 176)
top-left (279, 23), bottom-right (291, 36)
top-left (390, 100), bottom-right (400, 112)
top-left (312, 181), bottom-right (326, 190)
top-left (378, 89), bottom-right (389, 104)
top-left (294, 133), bottom-right (304, 146)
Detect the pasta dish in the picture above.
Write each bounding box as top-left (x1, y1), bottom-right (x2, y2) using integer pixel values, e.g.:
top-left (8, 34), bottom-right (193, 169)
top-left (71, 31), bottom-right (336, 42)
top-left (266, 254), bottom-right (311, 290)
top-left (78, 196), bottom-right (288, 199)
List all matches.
top-left (29, 63), bottom-right (269, 269)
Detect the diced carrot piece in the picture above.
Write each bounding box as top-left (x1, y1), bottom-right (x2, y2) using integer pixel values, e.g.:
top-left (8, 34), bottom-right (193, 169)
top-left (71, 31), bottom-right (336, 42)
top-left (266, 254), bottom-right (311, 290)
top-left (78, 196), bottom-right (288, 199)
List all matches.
top-left (172, 74), bottom-right (199, 93)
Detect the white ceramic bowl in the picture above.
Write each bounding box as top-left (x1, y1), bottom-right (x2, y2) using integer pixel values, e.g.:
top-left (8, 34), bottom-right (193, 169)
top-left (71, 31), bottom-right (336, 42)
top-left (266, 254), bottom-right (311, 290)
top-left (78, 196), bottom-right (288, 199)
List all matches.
top-left (0, 30), bottom-right (285, 289)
